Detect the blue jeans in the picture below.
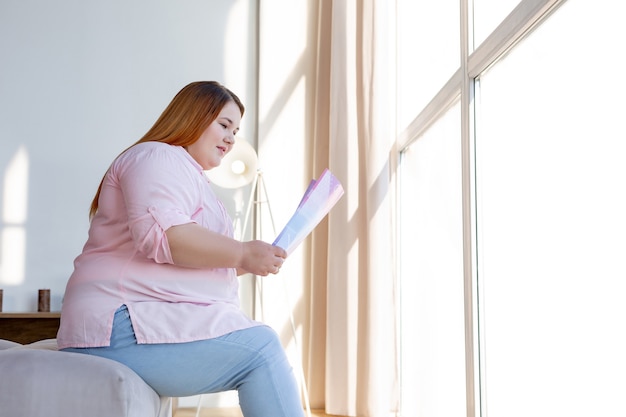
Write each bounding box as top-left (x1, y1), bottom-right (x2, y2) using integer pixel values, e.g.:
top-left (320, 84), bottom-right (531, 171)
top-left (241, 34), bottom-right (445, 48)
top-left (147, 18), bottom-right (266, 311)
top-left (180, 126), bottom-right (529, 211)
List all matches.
top-left (62, 306), bottom-right (304, 417)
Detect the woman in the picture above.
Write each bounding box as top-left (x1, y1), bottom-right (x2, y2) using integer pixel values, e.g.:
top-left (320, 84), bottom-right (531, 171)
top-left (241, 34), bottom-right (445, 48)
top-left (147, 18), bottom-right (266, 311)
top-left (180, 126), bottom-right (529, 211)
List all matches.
top-left (57, 81), bottom-right (304, 417)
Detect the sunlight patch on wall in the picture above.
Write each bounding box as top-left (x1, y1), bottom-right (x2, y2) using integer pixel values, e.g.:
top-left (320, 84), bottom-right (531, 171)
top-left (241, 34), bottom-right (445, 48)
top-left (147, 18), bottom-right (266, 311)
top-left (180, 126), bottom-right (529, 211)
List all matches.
top-left (223, 0), bottom-right (251, 90)
top-left (1, 145), bottom-right (29, 285)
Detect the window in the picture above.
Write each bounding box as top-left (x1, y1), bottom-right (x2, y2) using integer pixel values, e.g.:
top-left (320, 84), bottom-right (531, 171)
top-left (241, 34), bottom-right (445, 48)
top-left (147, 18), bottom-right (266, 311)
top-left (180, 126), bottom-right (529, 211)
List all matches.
top-left (397, 0), bottom-right (626, 415)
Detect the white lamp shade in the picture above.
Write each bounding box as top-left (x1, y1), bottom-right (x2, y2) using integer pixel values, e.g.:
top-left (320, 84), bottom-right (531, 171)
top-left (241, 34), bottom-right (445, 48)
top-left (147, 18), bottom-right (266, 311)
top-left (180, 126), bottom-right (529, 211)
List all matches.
top-left (206, 139), bottom-right (258, 188)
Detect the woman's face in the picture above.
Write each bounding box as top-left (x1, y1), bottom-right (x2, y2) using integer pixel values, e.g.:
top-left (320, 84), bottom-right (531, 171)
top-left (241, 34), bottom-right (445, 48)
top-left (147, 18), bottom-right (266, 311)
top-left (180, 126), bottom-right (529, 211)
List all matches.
top-left (186, 100), bottom-right (242, 170)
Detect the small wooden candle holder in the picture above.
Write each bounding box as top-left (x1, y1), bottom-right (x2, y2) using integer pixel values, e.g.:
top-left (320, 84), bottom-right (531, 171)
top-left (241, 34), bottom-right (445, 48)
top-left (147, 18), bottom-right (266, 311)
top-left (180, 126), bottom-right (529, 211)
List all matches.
top-left (38, 289), bottom-right (50, 313)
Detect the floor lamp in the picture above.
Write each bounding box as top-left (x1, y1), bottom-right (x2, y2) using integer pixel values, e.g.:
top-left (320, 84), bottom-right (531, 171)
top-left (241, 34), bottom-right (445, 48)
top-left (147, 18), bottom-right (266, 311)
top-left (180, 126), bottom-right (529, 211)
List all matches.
top-left (204, 140), bottom-right (312, 417)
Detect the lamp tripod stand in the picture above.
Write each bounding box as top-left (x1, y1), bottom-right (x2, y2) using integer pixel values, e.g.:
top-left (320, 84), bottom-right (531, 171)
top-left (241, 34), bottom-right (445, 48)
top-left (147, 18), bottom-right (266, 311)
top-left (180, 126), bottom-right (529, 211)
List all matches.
top-left (239, 170), bottom-right (312, 417)
top-left (200, 141), bottom-right (311, 417)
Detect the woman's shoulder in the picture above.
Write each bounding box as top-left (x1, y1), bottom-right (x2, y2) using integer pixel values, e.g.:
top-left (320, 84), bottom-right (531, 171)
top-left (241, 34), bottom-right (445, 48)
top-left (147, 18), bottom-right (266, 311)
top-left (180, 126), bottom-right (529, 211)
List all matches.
top-left (109, 142), bottom-right (188, 177)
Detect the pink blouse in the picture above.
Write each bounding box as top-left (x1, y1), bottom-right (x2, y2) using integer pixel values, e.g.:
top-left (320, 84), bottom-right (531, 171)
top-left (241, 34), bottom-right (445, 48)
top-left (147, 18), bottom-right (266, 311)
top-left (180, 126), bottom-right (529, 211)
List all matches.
top-left (57, 141), bottom-right (259, 349)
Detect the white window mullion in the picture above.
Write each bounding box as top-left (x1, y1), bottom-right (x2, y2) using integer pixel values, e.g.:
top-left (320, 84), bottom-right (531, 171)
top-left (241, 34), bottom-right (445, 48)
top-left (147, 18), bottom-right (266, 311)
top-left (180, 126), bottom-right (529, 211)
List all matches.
top-left (460, 0), bottom-right (478, 417)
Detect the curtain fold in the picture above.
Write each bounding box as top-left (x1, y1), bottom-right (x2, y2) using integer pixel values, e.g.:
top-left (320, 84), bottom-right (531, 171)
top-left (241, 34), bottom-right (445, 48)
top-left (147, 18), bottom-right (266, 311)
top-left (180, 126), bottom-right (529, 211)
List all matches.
top-left (306, 0), bottom-right (398, 416)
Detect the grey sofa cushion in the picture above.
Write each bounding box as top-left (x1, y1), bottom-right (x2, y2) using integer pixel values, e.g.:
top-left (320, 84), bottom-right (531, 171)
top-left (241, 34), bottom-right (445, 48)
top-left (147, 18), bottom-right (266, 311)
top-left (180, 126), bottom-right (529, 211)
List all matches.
top-left (0, 340), bottom-right (171, 417)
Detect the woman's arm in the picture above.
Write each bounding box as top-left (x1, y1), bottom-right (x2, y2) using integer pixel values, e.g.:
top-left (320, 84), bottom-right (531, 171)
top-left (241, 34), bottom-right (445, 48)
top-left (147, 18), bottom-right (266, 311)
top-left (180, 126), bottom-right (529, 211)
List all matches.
top-left (165, 222), bottom-right (286, 276)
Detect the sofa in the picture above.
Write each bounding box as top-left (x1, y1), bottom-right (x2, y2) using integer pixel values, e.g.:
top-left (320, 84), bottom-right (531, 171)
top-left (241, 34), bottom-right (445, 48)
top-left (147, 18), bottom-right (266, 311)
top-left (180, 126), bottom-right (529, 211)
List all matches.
top-left (0, 338), bottom-right (172, 417)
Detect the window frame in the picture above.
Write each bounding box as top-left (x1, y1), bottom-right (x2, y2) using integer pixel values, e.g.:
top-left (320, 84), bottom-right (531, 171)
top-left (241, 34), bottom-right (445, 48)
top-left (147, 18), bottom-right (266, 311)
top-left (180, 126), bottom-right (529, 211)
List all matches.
top-left (396, 1), bottom-right (568, 416)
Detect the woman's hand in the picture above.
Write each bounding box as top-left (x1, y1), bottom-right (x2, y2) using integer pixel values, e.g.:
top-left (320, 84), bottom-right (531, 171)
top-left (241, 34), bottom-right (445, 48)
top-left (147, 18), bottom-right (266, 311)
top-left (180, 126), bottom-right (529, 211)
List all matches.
top-left (239, 240), bottom-right (287, 276)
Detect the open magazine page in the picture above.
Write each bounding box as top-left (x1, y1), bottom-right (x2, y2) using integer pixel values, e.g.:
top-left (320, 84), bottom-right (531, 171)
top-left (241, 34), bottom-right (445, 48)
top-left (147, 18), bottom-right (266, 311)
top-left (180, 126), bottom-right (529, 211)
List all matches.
top-left (273, 169), bottom-right (344, 255)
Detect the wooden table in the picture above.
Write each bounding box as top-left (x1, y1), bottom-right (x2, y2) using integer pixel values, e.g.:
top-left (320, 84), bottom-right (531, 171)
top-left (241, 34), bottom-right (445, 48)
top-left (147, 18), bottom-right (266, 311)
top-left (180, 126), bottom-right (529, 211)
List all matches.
top-left (0, 312), bottom-right (61, 344)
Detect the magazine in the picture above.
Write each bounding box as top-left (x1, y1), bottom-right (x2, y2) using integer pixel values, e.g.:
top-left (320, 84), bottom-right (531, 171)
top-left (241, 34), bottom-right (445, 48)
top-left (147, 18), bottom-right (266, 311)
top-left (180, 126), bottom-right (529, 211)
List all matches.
top-left (272, 169), bottom-right (345, 254)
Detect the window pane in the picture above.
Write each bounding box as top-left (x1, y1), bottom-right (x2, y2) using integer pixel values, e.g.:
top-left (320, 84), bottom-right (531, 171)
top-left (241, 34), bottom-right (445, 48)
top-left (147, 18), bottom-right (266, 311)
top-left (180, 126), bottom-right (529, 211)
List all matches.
top-left (399, 103), bottom-right (465, 416)
top-left (473, 0), bottom-right (520, 48)
top-left (476, 1), bottom-right (626, 416)
top-left (397, 0), bottom-right (459, 132)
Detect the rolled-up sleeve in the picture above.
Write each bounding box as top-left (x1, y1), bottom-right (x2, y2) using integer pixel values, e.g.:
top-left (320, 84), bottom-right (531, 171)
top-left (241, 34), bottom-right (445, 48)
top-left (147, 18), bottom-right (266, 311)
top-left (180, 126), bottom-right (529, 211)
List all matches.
top-left (111, 144), bottom-right (199, 263)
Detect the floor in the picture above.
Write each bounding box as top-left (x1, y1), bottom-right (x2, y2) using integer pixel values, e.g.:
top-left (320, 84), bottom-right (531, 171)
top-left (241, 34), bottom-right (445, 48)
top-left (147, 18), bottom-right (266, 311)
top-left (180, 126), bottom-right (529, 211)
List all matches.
top-left (174, 407), bottom-right (332, 417)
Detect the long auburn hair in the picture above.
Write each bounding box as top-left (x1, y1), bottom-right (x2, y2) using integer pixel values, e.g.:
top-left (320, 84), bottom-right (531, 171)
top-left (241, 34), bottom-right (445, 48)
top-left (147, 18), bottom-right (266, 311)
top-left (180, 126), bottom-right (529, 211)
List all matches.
top-left (89, 81), bottom-right (245, 219)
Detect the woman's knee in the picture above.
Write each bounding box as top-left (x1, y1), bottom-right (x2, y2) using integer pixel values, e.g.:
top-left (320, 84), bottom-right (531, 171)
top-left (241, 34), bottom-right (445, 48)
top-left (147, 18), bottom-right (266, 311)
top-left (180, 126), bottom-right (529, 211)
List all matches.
top-left (224, 324), bottom-right (278, 346)
top-left (226, 325), bottom-right (290, 371)
top-left (246, 326), bottom-right (285, 358)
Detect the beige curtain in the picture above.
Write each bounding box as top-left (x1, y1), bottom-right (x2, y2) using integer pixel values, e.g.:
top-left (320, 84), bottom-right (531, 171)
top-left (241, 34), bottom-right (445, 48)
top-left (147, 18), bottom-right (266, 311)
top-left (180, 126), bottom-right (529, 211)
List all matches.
top-left (305, 1), bottom-right (398, 416)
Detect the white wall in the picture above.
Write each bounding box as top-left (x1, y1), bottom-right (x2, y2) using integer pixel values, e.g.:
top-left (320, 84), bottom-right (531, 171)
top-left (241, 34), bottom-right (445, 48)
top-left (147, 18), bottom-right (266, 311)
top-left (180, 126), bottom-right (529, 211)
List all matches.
top-left (0, 0), bottom-right (258, 312)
